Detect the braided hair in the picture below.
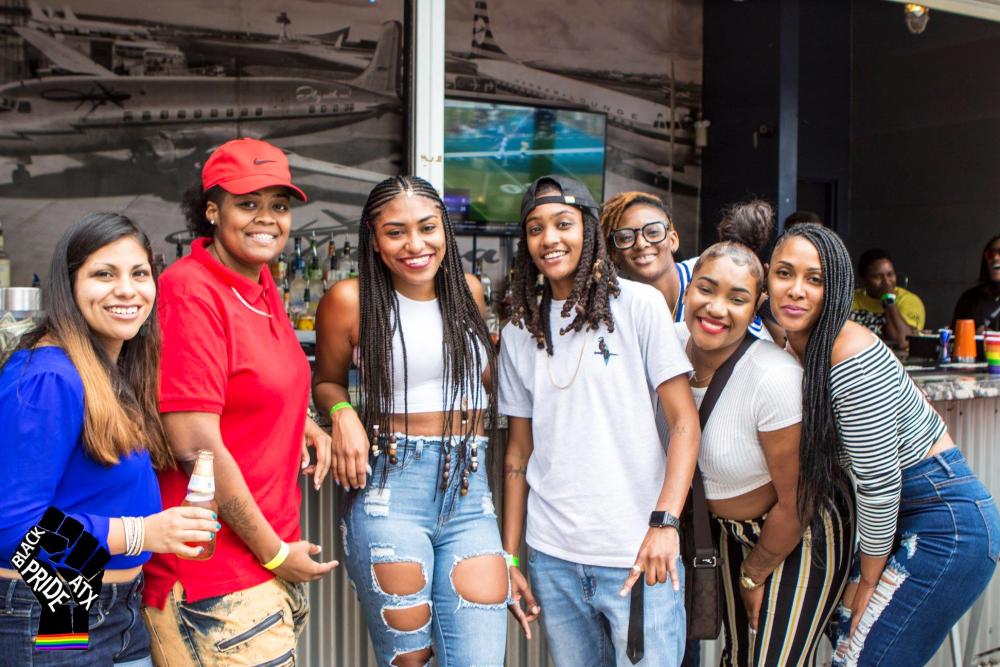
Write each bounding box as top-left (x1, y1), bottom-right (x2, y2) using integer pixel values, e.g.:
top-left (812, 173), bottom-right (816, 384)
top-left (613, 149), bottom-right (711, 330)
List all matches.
top-left (773, 222), bottom-right (853, 525)
top-left (357, 176), bottom-right (498, 490)
top-left (509, 180), bottom-right (620, 354)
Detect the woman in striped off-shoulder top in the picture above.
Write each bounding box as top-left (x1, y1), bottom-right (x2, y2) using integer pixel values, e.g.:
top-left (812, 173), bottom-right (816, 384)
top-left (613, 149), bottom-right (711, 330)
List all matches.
top-left (767, 223), bottom-right (999, 667)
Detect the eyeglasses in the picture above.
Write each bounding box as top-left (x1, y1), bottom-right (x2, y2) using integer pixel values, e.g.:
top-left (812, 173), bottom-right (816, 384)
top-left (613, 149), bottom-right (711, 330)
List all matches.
top-left (984, 248), bottom-right (1000, 260)
top-left (610, 221), bottom-right (671, 250)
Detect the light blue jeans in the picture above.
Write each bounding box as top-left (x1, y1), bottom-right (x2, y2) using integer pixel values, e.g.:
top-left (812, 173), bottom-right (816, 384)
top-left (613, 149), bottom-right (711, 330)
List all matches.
top-left (342, 435), bottom-right (508, 667)
top-left (528, 546), bottom-right (686, 667)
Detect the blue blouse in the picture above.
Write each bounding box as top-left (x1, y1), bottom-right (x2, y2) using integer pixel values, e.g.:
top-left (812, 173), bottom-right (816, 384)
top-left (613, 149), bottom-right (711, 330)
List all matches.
top-left (0, 347), bottom-right (161, 569)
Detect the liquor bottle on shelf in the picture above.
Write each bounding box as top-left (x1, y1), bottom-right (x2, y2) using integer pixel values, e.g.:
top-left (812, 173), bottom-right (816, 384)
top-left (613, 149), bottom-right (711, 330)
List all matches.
top-left (298, 287), bottom-right (316, 331)
top-left (289, 263), bottom-right (306, 326)
top-left (293, 237), bottom-right (306, 279)
top-left (347, 240), bottom-right (358, 279)
top-left (179, 450), bottom-right (217, 561)
top-left (323, 238), bottom-right (338, 289)
top-left (307, 234), bottom-right (324, 298)
top-left (175, 241), bottom-right (185, 261)
top-left (0, 221), bottom-right (11, 288)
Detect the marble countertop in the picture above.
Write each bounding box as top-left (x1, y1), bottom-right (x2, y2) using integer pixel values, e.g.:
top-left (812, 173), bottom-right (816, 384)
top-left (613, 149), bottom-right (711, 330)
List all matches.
top-left (907, 364), bottom-right (1000, 401)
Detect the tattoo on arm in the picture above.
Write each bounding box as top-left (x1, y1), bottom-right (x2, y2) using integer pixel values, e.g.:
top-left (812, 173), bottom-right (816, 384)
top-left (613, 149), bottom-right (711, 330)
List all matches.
top-left (504, 464), bottom-right (527, 480)
top-left (218, 496), bottom-right (258, 537)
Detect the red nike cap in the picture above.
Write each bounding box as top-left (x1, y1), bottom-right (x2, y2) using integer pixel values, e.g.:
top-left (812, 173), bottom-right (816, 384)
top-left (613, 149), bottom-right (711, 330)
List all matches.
top-left (202, 138), bottom-right (307, 201)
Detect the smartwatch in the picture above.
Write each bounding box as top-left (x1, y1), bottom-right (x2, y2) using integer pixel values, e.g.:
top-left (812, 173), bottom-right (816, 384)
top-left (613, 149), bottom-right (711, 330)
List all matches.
top-left (648, 511), bottom-right (681, 530)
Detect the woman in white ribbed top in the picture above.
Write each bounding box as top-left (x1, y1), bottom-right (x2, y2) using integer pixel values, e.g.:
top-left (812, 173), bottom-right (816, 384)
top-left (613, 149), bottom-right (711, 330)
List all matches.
top-left (768, 223), bottom-right (998, 666)
top-left (682, 241), bottom-right (854, 666)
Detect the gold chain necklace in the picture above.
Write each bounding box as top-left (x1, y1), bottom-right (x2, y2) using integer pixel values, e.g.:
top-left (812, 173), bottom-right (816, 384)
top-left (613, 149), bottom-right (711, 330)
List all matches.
top-left (547, 330), bottom-right (591, 390)
top-left (686, 339), bottom-right (715, 387)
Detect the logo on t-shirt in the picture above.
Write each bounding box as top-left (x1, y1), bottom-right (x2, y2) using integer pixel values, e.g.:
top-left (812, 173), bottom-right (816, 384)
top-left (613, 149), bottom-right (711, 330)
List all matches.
top-left (594, 337), bottom-right (618, 365)
top-left (11, 508), bottom-right (109, 651)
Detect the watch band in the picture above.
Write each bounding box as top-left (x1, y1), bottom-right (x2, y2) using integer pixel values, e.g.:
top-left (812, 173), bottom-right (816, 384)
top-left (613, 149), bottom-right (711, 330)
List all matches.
top-left (648, 511), bottom-right (680, 529)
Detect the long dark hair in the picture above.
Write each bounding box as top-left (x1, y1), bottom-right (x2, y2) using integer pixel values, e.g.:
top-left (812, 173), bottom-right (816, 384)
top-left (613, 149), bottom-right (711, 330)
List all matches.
top-left (2, 213), bottom-right (172, 469)
top-left (773, 222), bottom-right (852, 525)
top-left (510, 179), bottom-right (620, 354)
top-left (357, 176), bottom-right (497, 489)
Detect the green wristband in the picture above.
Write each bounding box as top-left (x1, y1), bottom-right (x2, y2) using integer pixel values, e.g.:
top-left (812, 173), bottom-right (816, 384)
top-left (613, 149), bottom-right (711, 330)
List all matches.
top-left (505, 553), bottom-right (520, 568)
top-left (329, 402), bottom-right (353, 418)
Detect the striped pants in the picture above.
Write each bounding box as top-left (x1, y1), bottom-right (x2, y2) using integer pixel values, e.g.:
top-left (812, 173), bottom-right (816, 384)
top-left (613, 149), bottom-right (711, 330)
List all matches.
top-left (716, 484), bottom-right (855, 667)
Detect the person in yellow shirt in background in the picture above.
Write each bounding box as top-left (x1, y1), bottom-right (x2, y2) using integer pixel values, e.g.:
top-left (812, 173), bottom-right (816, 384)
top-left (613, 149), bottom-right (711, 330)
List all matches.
top-left (850, 247), bottom-right (925, 350)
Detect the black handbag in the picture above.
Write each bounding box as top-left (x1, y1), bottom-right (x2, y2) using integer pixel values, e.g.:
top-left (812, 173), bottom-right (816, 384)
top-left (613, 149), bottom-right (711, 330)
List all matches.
top-left (627, 334), bottom-right (757, 663)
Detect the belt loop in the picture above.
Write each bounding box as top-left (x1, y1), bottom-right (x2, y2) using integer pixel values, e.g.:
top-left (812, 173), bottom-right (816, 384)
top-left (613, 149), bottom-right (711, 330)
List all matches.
top-left (108, 581), bottom-right (119, 608)
top-left (415, 436), bottom-right (423, 459)
top-left (2, 579), bottom-right (16, 613)
top-left (935, 453), bottom-right (955, 478)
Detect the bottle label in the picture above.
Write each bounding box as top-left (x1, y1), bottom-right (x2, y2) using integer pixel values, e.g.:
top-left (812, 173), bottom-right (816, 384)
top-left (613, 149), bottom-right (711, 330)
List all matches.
top-left (0, 259), bottom-right (10, 288)
top-left (187, 473), bottom-right (215, 496)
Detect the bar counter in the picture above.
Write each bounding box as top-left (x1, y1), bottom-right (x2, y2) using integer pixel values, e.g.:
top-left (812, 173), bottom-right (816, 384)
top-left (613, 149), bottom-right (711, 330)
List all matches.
top-left (293, 348), bottom-right (1000, 666)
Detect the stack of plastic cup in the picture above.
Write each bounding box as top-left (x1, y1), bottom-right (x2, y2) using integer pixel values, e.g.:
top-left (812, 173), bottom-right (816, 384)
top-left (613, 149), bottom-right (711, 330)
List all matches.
top-left (954, 319), bottom-right (978, 363)
top-left (985, 332), bottom-right (1000, 375)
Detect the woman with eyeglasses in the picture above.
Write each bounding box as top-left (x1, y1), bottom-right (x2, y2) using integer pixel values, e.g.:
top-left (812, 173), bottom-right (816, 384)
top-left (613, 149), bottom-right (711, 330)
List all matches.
top-left (601, 194), bottom-right (774, 341)
top-left (953, 234), bottom-right (1000, 332)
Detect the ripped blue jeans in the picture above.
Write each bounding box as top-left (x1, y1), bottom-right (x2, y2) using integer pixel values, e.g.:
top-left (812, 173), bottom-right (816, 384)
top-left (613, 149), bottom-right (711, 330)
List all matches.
top-left (342, 435), bottom-right (508, 667)
top-left (832, 448), bottom-right (1000, 666)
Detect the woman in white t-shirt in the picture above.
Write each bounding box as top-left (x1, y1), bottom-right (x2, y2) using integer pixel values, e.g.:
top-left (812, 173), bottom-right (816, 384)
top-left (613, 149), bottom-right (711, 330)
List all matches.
top-left (498, 175), bottom-right (700, 666)
top-left (680, 241), bottom-right (854, 666)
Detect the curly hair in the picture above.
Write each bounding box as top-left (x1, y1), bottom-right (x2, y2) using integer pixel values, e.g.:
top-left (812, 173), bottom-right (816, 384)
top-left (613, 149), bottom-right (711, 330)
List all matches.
top-left (179, 184), bottom-right (226, 239)
top-left (599, 191), bottom-right (673, 241)
top-left (509, 179), bottom-right (620, 354)
top-left (718, 199), bottom-right (775, 261)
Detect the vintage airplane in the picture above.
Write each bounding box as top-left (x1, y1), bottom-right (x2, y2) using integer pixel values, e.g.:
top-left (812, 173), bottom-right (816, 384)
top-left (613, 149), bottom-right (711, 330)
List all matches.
top-left (466, 0), bottom-right (694, 170)
top-left (27, 1), bottom-right (151, 38)
top-left (0, 21), bottom-right (401, 183)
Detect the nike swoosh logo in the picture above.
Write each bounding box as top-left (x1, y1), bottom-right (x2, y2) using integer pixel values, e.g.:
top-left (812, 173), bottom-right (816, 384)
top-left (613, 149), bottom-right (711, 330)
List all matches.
top-left (254, 159), bottom-right (277, 165)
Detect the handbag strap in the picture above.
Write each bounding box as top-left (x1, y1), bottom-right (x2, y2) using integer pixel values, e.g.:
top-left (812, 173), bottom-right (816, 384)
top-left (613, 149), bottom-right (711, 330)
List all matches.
top-left (626, 333), bottom-right (758, 662)
top-left (690, 333), bottom-right (758, 562)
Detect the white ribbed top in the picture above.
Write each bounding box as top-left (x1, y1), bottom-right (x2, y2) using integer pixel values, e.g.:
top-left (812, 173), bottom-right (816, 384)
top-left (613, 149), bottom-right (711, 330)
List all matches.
top-left (677, 323), bottom-right (803, 499)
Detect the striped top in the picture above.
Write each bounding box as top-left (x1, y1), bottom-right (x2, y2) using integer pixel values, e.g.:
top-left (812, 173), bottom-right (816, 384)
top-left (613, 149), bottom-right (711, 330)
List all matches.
top-left (830, 337), bottom-right (946, 556)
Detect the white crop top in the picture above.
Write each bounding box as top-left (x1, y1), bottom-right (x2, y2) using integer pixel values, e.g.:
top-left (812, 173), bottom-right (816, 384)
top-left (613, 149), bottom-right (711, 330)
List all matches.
top-left (676, 322), bottom-right (803, 500)
top-left (389, 292), bottom-right (487, 414)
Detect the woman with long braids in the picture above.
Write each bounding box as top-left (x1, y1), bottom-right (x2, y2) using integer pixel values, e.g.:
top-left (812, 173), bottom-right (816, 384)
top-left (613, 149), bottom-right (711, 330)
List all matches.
top-left (678, 241), bottom-right (854, 666)
top-left (768, 223), bottom-right (999, 666)
top-left (499, 175), bottom-right (699, 665)
top-left (313, 176), bottom-right (507, 666)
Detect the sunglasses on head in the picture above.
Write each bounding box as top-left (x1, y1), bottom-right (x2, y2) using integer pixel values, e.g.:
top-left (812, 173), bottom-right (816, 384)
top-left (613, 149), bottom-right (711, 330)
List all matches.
top-left (610, 221), bottom-right (671, 250)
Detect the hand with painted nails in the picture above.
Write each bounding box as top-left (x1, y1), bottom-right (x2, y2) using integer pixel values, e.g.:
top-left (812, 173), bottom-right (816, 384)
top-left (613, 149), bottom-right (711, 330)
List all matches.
top-left (301, 416), bottom-right (332, 490)
top-left (142, 506), bottom-right (219, 559)
top-left (620, 526), bottom-right (681, 596)
top-left (274, 540), bottom-right (338, 583)
top-left (329, 405), bottom-right (370, 490)
top-left (507, 565), bottom-right (540, 639)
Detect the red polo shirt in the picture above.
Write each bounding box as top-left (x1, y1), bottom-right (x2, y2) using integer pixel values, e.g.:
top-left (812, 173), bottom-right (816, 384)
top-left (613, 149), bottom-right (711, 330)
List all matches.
top-left (143, 237), bottom-right (310, 608)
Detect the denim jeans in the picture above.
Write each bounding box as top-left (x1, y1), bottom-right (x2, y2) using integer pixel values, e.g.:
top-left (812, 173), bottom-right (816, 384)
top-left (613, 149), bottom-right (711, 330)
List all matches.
top-left (343, 435), bottom-right (508, 667)
top-left (0, 573), bottom-right (151, 666)
top-left (832, 448), bottom-right (1000, 666)
top-left (528, 546), bottom-right (686, 667)
top-left (142, 577), bottom-right (308, 666)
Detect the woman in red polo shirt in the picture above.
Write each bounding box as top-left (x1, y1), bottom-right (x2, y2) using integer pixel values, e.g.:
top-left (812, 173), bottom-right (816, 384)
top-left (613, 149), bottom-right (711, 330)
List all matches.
top-left (141, 139), bottom-right (337, 666)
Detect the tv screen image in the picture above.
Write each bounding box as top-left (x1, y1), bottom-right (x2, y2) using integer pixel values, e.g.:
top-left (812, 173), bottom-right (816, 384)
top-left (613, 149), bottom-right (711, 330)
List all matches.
top-left (444, 98), bottom-right (607, 225)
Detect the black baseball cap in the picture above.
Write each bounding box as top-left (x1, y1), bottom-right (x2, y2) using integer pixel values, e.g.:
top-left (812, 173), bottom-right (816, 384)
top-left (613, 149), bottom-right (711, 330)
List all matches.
top-left (519, 175), bottom-right (600, 224)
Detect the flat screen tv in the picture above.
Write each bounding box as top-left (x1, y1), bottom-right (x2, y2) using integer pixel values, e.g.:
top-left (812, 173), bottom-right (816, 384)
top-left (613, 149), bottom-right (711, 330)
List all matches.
top-left (443, 98), bottom-right (607, 227)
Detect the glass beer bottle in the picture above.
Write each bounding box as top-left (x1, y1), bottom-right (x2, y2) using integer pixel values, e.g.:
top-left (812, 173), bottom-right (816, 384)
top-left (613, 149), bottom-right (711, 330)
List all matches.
top-left (180, 450), bottom-right (217, 560)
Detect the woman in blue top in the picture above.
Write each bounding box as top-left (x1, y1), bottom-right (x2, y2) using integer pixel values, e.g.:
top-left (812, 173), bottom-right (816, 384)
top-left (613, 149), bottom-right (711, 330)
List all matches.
top-left (0, 213), bottom-right (219, 665)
